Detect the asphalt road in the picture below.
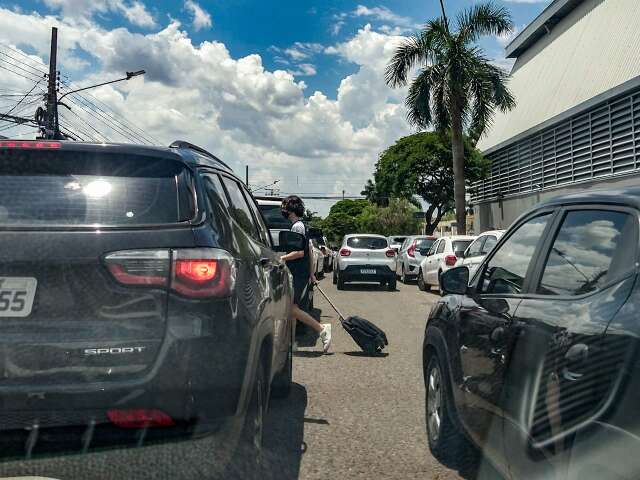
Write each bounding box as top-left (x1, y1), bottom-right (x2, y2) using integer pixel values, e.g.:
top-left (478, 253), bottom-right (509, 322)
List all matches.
top-left (262, 276), bottom-right (497, 480)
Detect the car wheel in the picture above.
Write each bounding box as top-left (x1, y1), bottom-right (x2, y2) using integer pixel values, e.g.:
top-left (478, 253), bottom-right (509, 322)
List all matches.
top-left (418, 270), bottom-right (430, 292)
top-left (271, 338), bottom-right (292, 399)
top-left (387, 278), bottom-right (396, 291)
top-left (332, 268), bottom-right (337, 285)
top-left (228, 359), bottom-right (268, 479)
top-left (426, 354), bottom-right (462, 462)
top-left (337, 271), bottom-right (345, 290)
top-left (401, 264), bottom-right (408, 284)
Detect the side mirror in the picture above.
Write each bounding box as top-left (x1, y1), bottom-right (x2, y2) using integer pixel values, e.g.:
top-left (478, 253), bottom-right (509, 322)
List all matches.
top-left (419, 248), bottom-right (429, 256)
top-left (276, 231), bottom-right (306, 252)
top-left (440, 266), bottom-right (469, 295)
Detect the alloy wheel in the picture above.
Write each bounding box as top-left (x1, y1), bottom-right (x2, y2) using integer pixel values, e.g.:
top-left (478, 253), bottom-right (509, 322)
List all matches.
top-left (427, 364), bottom-right (442, 444)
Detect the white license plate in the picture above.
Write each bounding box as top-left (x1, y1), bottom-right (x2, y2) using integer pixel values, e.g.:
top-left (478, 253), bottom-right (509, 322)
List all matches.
top-left (360, 269), bottom-right (376, 275)
top-left (0, 277), bottom-right (37, 317)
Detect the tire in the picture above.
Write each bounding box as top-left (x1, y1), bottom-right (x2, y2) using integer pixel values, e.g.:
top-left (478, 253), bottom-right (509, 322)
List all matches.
top-left (228, 359), bottom-right (268, 480)
top-left (332, 268), bottom-right (337, 285)
top-left (425, 354), bottom-right (463, 462)
top-left (337, 271), bottom-right (345, 290)
top-left (387, 278), bottom-right (396, 291)
top-left (418, 270), bottom-right (429, 292)
top-left (271, 338), bottom-right (292, 399)
top-left (400, 264), bottom-right (408, 284)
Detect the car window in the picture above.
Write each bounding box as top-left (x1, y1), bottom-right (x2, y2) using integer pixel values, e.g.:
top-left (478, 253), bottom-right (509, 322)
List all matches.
top-left (453, 240), bottom-right (473, 253)
top-left (416, 238), bottom-right (435, 250)
top-left (347, 236), bottom-right (388, 249)
top-left (536, 210), bottom-right (636, 296)
top-left (202, 173), bottom-right (229, 208)
top-left (242, 190), bottom-right (271, 246)
top-left (0, 151), bottom-right (192, 226)
top-left (221, 176), bottom-right (261, 242)
top-left (466, 237), bottom-right (485, 257)
top-left (479, 213), bottom-right (552, 295)
top-left (427, 239), bottom-right (439, 255)
top-left (481, 235), bottom-right (498, 254)
top-left (259, 203), bottom-right (291, 229)
top-left (436, 239), bottom-right (446, 254)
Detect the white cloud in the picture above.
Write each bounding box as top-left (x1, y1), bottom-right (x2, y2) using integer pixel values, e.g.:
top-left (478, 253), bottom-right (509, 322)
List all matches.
top-left (287, 63), bottom-right (317, 76)
top-left (43, 0), bottom-right (156, 27)
top-left (184, 0), bottom-right (212, 31)
top-left (0, 9), bottom-right (412, 215)
top-left (496, 25), bottom-right (519, 47)
top-left (354, 5), bottom-right (414, 28)
top-left (331, 13), bottom-right (348, 36)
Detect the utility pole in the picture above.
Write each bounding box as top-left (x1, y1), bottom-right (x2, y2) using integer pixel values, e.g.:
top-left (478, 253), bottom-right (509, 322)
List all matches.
top-left (342, 190), bottom-right (345, 200)
top-left (44, 27), bottom-right (59, 139)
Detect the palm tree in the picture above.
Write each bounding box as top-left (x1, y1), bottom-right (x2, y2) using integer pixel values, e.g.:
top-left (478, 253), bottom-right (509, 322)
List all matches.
top-left (385, 2), bottom-right (515, 234)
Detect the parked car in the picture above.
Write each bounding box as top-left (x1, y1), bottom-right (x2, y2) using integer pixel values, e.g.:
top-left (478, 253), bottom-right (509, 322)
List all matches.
top-left (396, 235), bottom-right (437, 283)
top-left (310, 238), bottom-right (325, 278)
top-left (318, 236), bottom-right (333, 273)
top-left (423, 189), bottom-right (640, 480)
top-left (417, 235), bottom-right (475, 292)
top-left (333, 234), bottom-right (397, 290)
top-left (455, 229), bottom-right (505, 277)
top-left (388, 235), bottom-right (408, 253)
top-left (0, 139), bottom-right (294, 469)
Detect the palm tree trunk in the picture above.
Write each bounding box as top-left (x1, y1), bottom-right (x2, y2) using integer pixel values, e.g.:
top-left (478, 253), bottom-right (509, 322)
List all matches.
top-left (450, 100), bottom-right (466, 235)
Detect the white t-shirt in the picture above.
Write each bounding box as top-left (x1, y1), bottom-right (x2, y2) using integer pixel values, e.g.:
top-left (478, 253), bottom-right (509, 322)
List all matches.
top-left (291, 220), bottom-right (306, 236)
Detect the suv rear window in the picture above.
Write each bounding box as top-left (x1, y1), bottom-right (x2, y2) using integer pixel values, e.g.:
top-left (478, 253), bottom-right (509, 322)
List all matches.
top-left (347, 236), bottom-right (388, 249)
top-left (0, 150), bottom-right (193, 226)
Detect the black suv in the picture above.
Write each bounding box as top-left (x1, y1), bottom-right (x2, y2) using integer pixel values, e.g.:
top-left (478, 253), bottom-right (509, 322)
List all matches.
top-left (423, 188), bottom-right (640, 480)
top-left (0, 139), bottom-right (293, 474)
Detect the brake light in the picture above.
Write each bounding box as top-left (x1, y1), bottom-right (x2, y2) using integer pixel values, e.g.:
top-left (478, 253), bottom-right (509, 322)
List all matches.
top-left (0, 140), bottom-right (61, 149)
top-left (385, 249), bottom-right (395, 257)
top-left (407, 241), bottom-right (416, 258)
top-left (104, 248), bottom-right (236, 298)
top-left (445, 255), bottom-right (457, 266)
top-left (107, 409), bottom-right (175, 429)
top-left (340, 248), bottom-right (351, 257)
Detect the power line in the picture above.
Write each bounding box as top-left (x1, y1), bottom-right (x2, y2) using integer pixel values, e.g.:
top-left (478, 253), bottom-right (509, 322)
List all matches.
top-left (2, 79), bottom-right (44, 117)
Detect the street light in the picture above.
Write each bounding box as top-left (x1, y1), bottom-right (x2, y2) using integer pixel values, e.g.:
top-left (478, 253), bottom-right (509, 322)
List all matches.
top-left (55, 70), bottom-right (145, 138)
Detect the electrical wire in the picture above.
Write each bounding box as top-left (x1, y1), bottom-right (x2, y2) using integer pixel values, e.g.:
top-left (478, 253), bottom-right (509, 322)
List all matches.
top-left (3, 79), bottom-right (44, 117)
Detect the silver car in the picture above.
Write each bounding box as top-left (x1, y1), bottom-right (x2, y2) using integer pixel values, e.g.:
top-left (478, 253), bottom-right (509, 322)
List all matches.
top-left (333, 234), bottom-right (397, 290)
top-left (395, 235), bottom-right (437, 283)
top-left (418, 235), bottom-right (476, 292)
top-left (388, 235), bottom-right (408, 253)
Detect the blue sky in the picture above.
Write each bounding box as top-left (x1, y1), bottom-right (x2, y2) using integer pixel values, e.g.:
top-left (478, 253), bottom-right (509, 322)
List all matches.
top-left (0, 0), bottom-right (551, 214)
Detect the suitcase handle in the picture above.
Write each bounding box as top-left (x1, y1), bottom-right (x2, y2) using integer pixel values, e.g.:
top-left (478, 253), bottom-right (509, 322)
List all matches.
top-left (314, 285), bottom-right (346, 324)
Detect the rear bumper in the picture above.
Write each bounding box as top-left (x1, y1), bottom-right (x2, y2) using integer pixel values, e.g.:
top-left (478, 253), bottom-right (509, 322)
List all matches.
top-left (340, 265), bottom-right (395, 283)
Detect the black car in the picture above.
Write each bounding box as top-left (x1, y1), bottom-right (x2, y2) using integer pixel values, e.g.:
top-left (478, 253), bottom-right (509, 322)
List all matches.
top-left (0, 139), bottom-right (294, 474)
top-left (423, 188), bottom-right (640, 480)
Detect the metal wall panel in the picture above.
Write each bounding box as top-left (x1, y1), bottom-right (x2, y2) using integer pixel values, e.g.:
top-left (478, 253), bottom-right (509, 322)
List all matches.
top-left (472, 86), bottom-right (640, 203)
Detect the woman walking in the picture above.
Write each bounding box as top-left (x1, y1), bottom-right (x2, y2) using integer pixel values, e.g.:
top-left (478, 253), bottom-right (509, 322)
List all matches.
top-left (279, 196), bottom-right (331, 353)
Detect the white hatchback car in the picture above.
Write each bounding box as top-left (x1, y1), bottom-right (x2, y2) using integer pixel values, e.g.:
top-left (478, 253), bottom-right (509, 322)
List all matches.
top-left (333, 234), bottom-right (397, 290)
top-left (456, 229), bottom-right (505, 278)
top-left (418, 235), bottom-right (476, 292)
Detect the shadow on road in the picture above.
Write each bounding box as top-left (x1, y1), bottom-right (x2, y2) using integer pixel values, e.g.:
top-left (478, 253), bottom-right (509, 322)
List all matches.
top-left (262, 383), bottom-right (309, 480)
top-left (343, 351), bottom-right (389, 358)
top-left (340, 283), bottom-right (396, 292)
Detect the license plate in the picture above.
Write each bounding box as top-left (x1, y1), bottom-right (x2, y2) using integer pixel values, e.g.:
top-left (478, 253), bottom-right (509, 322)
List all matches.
top-left (0, 277), bottom-right (37, 317)
top-left (360, 269), bottom-right (376, 275)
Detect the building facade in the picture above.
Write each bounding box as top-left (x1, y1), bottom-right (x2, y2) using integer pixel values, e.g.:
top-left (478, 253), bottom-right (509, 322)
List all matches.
top-left (473, 0), bottom-right (640, 231)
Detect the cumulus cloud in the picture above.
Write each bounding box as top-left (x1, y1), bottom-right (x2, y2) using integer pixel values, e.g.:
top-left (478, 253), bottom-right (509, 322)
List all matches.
top-left (0, 9), bottom-right (412, 214)
top-left (43, 0), bottom-right (156, 27)
top-left (354, 5), bottom-right (414, 28)
top-left (496, 25), bottom-right (519, 47)
top-left (184, 0), bottom-right (212, 31)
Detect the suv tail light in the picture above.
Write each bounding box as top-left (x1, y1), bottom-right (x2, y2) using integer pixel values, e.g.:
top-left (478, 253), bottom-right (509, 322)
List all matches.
top-left (385, 249), bottom-right (395, 257)
top-left (107, 409), bottom-right (175, 428)
top-left (340, 248), bottom-right (351, 257)
top-left (445, 255), bottom-right (457, 266)
top-left (104, 248), bottom-right (236, 298)
top-left (407, 241), bottom-right (416, 258)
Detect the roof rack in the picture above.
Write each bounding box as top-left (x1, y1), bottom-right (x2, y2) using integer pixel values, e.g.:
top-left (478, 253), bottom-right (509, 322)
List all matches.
top-left (169, 140), bottom-right (232, 171)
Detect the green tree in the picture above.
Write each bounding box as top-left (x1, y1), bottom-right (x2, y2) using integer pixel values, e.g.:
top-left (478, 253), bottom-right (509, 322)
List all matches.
top-left (360, 179), bottom-right (387, 206)
top-left (322, 212), bottom-right (359, 244)
top-left (328, 199), bottom-right (370, 218)
top-left (373, 132), bottom-right (488, 234)
top-left (357, 198), bottom-right (420, 236)
top-left (385, 2), bottom-right (515, 234)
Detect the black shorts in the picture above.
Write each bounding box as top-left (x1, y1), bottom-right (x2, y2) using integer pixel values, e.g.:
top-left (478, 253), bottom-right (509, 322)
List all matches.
top-left (292, 274), bottom-right (309, 306)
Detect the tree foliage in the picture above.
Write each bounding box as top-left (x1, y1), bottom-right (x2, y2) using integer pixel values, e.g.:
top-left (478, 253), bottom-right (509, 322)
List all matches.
top-left (357, 198), bottom-right (420, 236)
top-left (370, 131), bottom-right (488, 234)
top-left (385, 2), bottom-right (515, 234)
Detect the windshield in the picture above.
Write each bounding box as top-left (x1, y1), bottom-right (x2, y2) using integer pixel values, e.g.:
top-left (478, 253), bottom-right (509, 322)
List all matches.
top-left (1, 1), bottom-right (636, 480)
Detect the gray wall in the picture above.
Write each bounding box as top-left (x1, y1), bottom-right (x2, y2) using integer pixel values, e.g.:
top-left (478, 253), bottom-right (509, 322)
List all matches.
top-left (473, 172), bottom-right (640, 232)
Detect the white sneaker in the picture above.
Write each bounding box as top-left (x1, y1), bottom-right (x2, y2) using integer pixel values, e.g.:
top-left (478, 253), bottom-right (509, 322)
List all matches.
top-left (319, 323), bottom-right (332, 353)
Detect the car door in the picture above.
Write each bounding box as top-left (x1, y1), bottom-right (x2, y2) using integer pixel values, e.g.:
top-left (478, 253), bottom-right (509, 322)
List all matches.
top-left (462, 235), bottom-right (487, 272)
top-left (502, 207), bottom-right (638, 480)
top-left (455, 211), bottom-right (555, 463)
top-left (423, 239), bottom-right (440, 283)
top-left (397, 238), bottom-right (409, 275)
top-left (427, 239), bottom-right (446, 284)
